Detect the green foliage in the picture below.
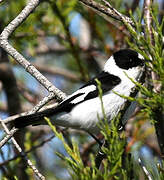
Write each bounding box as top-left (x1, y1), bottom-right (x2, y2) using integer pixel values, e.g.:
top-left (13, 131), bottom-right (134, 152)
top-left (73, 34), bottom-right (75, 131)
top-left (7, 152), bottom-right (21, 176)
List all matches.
top-left (56, 0), bottom-right (77, 18)
top-left (96, 79), bottom-right (129, 179)
top-left (45, 117), bottom-right (94, 180)
top-left (123, 5), bottom-right (164, 179)
top-left (45, 118), bottom-right (129, 179)
top-left (0, 0), bottom-right (77, 54)
top-left (44, 5), bottom-right (164, 178)
top-left (124, 6), bottom-right (164, 125)
top-left (14, 176), bottom-right (18, 180)
top-left (45, 79), bottom-right (130, 179)
top-left (0, 0), bottom-right (164, 179)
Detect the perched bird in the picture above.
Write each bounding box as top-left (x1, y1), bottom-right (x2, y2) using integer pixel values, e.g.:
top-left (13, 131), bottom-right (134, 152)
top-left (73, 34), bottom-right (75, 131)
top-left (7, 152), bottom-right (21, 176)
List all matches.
top-left (14, 49), bottom-right (144, 134)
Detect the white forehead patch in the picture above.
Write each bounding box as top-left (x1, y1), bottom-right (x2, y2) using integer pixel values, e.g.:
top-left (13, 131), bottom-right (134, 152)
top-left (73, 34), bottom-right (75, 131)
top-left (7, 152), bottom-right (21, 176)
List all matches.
top-left (138, 53), bottom-right (144, 60)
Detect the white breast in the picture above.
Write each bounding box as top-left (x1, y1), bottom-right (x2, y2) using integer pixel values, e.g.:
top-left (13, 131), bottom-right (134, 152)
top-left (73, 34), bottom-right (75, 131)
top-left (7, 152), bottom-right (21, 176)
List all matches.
top-left (54, 78), bottom-right (135, 134)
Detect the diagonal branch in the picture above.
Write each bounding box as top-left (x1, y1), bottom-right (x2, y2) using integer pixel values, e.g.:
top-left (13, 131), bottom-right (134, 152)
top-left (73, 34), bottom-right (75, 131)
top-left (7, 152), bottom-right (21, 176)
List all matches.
top-left (101, 0), bottom-right (133, 25)
top-left (51, 2), bottom-right (89, 81)
top-left (0, 127), bottom-right (18, 148)
top-left (0, 2), bottom-right (66, 173)
top-left (0, 135), bottom-right (55, 167)
top-left (1, 102), bottom-right (58, 124)
top-left (0, 0), bottom-right (66, 102)
top-left (1, 121), bottom-right (46, 180)
top-left (0, 1), bottom-right (40, 39)
top-left (79, 0), bottom-right (134, 27)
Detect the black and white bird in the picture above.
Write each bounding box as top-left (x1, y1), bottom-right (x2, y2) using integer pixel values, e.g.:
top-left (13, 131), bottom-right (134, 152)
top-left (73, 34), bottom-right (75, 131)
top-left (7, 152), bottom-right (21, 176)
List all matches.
top-left (14, 49), bottom-right (144, 134)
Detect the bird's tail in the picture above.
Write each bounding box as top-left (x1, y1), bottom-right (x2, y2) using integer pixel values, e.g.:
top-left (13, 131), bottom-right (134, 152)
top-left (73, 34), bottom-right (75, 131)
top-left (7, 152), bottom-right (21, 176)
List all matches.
top-left (14, 108), bottom-right (56, 128)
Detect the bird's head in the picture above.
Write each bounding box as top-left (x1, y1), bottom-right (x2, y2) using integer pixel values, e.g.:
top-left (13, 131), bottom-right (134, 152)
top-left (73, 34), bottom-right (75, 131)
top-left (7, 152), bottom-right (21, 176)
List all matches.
top-left (104, 49), bottom-right (145, 81)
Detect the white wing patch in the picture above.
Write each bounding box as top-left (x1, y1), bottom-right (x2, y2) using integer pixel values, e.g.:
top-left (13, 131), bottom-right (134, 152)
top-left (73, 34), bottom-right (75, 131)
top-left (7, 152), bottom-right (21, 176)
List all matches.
top-left (138, 53), bottom-right (144, 60)
top-left (67, 85), bottom-right (96, 104)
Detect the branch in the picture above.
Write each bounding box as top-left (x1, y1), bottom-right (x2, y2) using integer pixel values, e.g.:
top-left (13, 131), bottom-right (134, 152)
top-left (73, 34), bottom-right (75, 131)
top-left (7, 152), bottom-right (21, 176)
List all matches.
top-left (138, 158), bottom-right (153, 180)
top-left (144, 0), bottom-right (154, 44)
top-left (51, 2), bottom-right (89, 81)
top-left (79, 0), bottom-right (134, 27)
top-left (0, 135), bottom-right (55, 167)
top-left (144, 0), bottom-right (161, 93)
top-left (1, 103), bottom-right (58, 124)
top-left (0, 121), bottom-right (46, 180)
top-left (144, 0), bottom-right (164, 156)
top-left (0, 127), bottom-right (18, 148)
top-left (0, 0), bottom-right (66, 102)
top-left (0, 2), bottom-right (67, 174)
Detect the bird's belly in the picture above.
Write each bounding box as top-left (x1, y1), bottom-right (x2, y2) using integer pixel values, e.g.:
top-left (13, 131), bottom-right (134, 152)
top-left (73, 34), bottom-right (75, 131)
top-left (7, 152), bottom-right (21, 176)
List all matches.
top-left (55, 94), bottom-right (125, 133)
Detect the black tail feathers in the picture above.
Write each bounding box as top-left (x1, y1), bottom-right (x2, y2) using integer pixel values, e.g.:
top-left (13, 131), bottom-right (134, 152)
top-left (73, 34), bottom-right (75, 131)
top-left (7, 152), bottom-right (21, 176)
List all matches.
top-left (14, 108), bottom-right (56, 128)
top-left (14, 113), bottom-right (42, 128)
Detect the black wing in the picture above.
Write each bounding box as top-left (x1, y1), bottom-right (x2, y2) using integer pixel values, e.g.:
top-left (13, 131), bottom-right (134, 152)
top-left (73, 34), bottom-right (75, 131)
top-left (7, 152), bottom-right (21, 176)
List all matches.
top-left (57, 71), bottom-right (121, 112)
top-left (14, 71), bottom-right (121, 128)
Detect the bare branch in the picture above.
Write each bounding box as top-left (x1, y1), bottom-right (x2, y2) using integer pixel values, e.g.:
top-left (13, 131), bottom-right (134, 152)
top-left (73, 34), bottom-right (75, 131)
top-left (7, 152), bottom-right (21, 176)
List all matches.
top-left (0, 127), bottom-right (18, 148)
top-left (144, 0), bottom-right (156, 87)
top-left (0, 2), bottom-right (65, 161)
top-left (144, 0), bottom-right (154, 44)
top-left (138, 158), bottom-right (153, 180)
top-left (101, 0), bottom-right (133, 24)
top-left (1, 103), bottom-right (58, 124)
top-left (51, 2), bottom-right (89, 81)
top-left (0, 135), bottom-right (55, 167)
top-left (144, 0), bottom-right (161, 93)
top-left (79, 0), bottom-right (134, 26)
top-left (0, 0), bottom-right (66, 102)
top-left (144, 0), bottom-right (164, 155)
top-left (1, 121), bottom-right (46, 180)
top-left (1, 93), bottom-right (61, 129)
top-left (0, 1), bottom-right (39, 39)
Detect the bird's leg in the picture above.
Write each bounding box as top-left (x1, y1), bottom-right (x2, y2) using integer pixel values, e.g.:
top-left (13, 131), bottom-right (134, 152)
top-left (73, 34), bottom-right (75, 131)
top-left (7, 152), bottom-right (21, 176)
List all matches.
top-left (87, 132), bottom-right (109, 169)
top-left (95, 140), bottom-right (108, 169)
top-left (88, 132), bottom-right (103, 146)
top-left (118, 121), bottom-right (125, 131)
top-left (89, 123), bottom-right (125, 169)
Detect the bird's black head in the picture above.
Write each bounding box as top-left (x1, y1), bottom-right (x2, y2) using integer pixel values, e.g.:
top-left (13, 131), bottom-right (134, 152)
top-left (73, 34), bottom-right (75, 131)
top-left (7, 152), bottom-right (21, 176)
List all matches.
top-left (113, 49), bottom-right (144, 70)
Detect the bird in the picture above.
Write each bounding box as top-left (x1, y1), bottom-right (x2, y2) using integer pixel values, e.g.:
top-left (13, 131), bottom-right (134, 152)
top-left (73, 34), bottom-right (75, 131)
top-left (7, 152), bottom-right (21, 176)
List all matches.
top-left (14, 49), bottom-right (144, 134)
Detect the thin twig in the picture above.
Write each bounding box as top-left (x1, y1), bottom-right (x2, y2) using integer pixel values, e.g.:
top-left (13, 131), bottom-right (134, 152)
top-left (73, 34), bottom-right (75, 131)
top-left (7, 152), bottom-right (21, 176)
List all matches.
top-left (51, 2), bottom-right (89, 81)
top-left (1, 103), bottom-right (58, 124)
top-left (1, 121), bottom-right (46, 180)
top-left (0, 0), bottom-right (66, 102)
top-left (101, 0), bottom-right (133, 25)
top-left (144, 0), bottom-right (164, 156)
top-left (144, 0), bottom-right (161, 93)
top-left (1, 93), bottom-right (60, 125)
top-left (0, 135), bottom-right (55, 167)
top-left (0, 127), bottom-right (18, 149)
top-left (138, 158), bottom-right (153, 180)
top-left (79, 0), bottom-right (134, 26)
